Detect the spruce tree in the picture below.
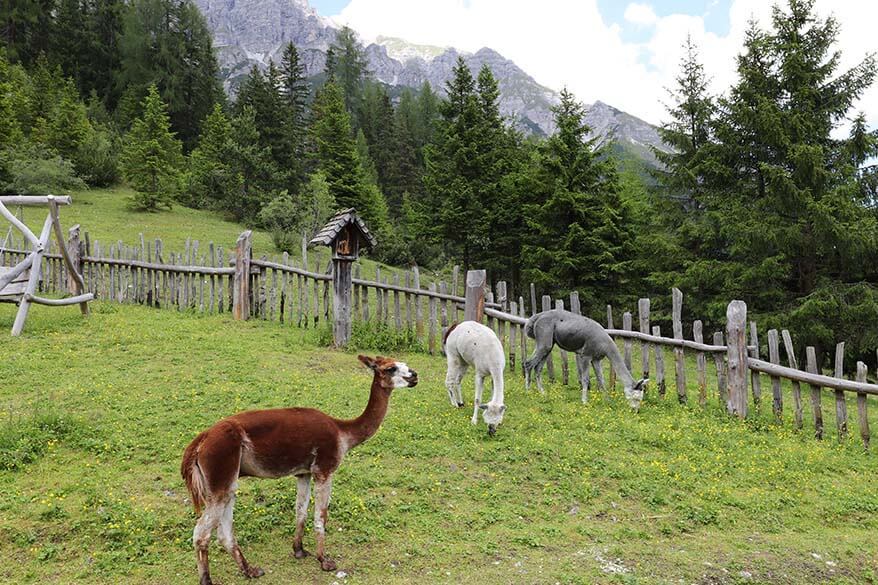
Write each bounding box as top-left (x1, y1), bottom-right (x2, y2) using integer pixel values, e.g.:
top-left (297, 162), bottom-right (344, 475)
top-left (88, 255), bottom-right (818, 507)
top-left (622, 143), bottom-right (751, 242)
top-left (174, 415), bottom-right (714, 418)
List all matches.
top-left (523, 88), bottom-right (634, 307)
top-left (279, 42), bottom-right (309, 193)
top-left (120, 84), bottom-right (183, 211)
top-left (185, 103), bottom-right (241, 209)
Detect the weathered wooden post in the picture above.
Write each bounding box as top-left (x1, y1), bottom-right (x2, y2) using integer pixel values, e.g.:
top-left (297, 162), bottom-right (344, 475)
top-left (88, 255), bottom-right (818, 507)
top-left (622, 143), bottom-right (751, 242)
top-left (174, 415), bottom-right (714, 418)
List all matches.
top-left (232, 230), bottom-right (252, 320)
top-left (726, 300), bottom-right (748, 418)
top-left (309, 209), bottom-right (377, 348)
top-left (464, 269), bottom-right (486, 322)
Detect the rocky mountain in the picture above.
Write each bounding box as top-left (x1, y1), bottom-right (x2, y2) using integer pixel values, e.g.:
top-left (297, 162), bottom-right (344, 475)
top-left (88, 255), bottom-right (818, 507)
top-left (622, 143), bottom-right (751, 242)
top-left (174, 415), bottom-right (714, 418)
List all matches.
top-left (192, 0), bottom-right (668, 160)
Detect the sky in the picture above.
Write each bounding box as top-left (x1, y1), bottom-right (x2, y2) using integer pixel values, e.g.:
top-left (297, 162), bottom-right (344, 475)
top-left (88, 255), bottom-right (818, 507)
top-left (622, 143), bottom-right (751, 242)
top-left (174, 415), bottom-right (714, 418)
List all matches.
top-left (308, 0), bottom-right (877, 130)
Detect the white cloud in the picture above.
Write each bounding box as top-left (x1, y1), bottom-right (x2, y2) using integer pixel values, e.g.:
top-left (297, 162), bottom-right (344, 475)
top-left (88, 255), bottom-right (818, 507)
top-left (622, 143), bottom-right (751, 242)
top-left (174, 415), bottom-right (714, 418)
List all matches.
top-left (624, 3), bottom-right (658, 27)
top-left (332, 0), bottom-right (878, 130)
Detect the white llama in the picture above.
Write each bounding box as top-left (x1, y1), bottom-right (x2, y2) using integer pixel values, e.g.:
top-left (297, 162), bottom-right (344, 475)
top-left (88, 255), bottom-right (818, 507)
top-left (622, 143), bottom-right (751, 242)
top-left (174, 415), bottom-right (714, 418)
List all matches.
top-left (443, 321), bottom-right (507, 435)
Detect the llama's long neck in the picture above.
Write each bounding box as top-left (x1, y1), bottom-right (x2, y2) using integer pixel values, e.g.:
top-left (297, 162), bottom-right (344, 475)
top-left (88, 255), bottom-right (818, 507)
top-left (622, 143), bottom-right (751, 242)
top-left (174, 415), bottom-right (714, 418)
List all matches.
top-left (338, 375), bottom-right (391, 449)
top-left (604, 340), bottom-right (636, 389)
top-left (490, 369), bottom-right (505, 405)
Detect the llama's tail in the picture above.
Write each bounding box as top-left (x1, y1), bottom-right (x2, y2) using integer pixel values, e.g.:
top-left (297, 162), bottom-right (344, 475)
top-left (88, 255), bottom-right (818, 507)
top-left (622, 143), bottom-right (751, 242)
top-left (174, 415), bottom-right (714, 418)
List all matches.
top-left (181, 430), bottom-right (209, 515)
top-left (442, 322), bottom-right (460, 348)
top-left (525, 313), bottom-right (541, 339)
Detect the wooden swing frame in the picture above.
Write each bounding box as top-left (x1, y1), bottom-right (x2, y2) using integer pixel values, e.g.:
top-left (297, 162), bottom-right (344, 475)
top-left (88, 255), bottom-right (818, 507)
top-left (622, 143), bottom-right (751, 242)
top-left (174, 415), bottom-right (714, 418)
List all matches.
top-left (0, 195), bottom-right (93, 336)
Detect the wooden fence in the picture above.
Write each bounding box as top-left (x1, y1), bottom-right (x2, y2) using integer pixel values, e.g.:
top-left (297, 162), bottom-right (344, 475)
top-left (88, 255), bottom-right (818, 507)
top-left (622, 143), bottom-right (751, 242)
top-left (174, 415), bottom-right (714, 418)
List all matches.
top-left (3, 229), bottom-right (877, 448)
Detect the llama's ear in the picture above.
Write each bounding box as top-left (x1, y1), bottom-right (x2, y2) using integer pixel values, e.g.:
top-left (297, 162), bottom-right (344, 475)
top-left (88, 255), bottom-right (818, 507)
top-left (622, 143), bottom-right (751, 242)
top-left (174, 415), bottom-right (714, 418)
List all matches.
top-left (358, 355), bottom-right (377, 370)
top-left (500, 405), bottom-right (507, 413)
top-left (634, 378), bottom-right (649, 391)
top-left (479, 404), bottom-right (488, 410)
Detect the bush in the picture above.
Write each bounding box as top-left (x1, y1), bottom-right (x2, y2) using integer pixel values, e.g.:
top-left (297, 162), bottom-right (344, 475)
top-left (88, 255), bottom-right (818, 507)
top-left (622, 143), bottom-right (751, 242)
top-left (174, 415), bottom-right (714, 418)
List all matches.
top-left (258, 191), bottom-right (303, 254)
top-left (74, 125), bottom-right (120, 187)
top-left (0, 143), bottom-right (86, 194)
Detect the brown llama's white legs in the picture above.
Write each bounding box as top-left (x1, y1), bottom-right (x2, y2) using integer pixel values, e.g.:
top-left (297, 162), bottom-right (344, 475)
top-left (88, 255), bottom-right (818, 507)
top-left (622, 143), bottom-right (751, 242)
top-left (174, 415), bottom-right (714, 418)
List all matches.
top-left (293, 474), bottom-right (312, 559)
top-left (217, 493), bottom-right (264, 579)
top-left (193, 501), bottom-right (224, 585)
top-left (472, 372), bottom-right (486, 425)
top-left (313, 476), bottom-right (336, 571)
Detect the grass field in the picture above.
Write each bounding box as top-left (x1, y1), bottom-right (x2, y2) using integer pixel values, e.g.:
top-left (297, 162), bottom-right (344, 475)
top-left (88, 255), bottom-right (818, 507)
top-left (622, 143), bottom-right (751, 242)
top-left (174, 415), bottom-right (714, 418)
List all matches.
top-left (2, 302), bottom-right (877, 585)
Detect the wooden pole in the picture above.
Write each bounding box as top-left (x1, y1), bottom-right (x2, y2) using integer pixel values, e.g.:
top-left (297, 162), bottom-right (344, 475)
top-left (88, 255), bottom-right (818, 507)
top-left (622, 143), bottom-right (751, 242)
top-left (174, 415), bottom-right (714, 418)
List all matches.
top-left (607, 305), bottom-right (616, 390)
top-left (463, 269), bottom-right (486, 322)
top-left (542, 295), bottom-right (555, 382)
top-left (834, 342), bottom-right (847, 441)
top-left (781, 330), bottom-right (803, 429)
top-left (767, 329), bottom-right (783, 419)
top-left (332, 256), bottom-right (353, 347)
top-left (11, 215), bottom-right (53, 336)
top-left (806, 346), bottom-right (823, 440)
top-left (555, 299), bottom-right (568, 385)
top-left (654, 325), bottom-right (666, 397)
top-left (726, 300), bottom-right (748, 417)
top-left (712, 331), bottom-right (727, 406)
top-left (856, 362), bottom-right (870, 449)
top-left (672, 288), bottom-right (687, 403)
top-left (638, 298), bottom-right (650, 381)
top-left (749, 322), bottom-right (762, 408)
top-left (622, 311), bottom-right (633, 373)
top-left (694, 320), bottom-right (707, 406)
top-left (232, 231), bottom-right (252, 320)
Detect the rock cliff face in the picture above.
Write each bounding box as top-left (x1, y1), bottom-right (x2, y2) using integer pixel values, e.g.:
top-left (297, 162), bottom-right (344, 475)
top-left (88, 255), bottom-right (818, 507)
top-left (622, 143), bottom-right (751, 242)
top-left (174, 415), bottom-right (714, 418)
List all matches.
top-left (192, 0), bottom-right (668, 159)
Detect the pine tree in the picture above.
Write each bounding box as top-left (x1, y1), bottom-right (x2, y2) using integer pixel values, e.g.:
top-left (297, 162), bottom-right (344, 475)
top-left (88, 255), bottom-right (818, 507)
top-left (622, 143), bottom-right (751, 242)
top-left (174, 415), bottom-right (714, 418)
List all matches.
top-left (116, 0), bottom-right (223, 149)
top-left (523, 88), bottom-right (634, 307)
top-left (120, 84), bottom-right (183, 211)
top-left (185, 103), bottom-right (241, 209)
top-left (279, 42), bottom-right (309, 194)
top-left (308, 81), bottom-right (364, 213)
top-left (224, 106), bottom-right (280, 223)
top-left (330, 26), bottom-right (369, 125)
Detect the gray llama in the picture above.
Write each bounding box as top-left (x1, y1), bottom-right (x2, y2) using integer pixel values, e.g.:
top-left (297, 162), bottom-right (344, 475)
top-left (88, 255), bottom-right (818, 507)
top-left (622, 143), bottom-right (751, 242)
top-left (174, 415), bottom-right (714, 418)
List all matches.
top-left (524, 309), bottom-right (647, 408)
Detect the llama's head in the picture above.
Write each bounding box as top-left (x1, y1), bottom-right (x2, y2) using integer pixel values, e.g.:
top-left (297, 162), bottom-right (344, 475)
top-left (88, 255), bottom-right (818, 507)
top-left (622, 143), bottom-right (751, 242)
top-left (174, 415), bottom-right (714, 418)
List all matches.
top-left (358, 355), bottom-right (418, 389)
top-left (479, 402), bottom-right (507, 436)
top-left (624, 378), bottom-right (648, 410)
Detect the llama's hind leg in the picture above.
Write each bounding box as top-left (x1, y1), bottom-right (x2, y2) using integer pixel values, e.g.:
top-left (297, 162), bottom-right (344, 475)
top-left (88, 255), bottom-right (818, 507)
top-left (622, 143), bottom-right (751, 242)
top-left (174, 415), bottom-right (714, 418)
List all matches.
top-left (445, 357), bottom-right (467, 408)
top-left (193, 501), bottom-right (224, 585)
top-left (579, 355), bottom-right (593, 403)
top-left (313, 475), bottom-right (336, 571)
top-left (593, 358), bottom-right (606, 393)
top-left (217, 488), bottom-right (264, 579)
top-left (525, 348), bottom-right (551, 395)
top-left (293, 474), bottom-right (312, 559)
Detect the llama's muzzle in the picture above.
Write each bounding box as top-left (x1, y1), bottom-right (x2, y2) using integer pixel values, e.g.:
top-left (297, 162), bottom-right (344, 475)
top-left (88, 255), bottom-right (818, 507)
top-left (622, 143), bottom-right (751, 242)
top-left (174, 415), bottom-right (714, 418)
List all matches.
top-left (405, 370), bottom-right (418, 387)
top-left (487, 424), bottom-right (497, 436)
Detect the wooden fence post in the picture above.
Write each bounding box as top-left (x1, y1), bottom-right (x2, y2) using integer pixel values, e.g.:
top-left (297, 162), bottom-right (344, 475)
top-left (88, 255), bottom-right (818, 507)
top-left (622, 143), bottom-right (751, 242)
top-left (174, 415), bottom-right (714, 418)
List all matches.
top-left (464, 269), bottom-right (486, 322)
top-left (542, 295), bottom-right (555, 382)
top-left (66, 224), bottom-right (82, 294)
top-left (607, 305), bottom-right (616, 390)
top-left (713, 331), bottom-right (727, 406)
top-left (806, 346), bottom-right (823, 440)
top-left (857, 362), bottom-right (870, 449)
top-left (834, 342), bottom-right (847, 441)
top-left (726, 300), bottom-right (748, 417)
top-left (694, 320), bottom-right (707, 406)
top-left (781, 330), bottom-right (803, 429)
top-left (622, 311), bottom-right (633, 373)
top-left (749, 322), bottom-right (762, 408)
top-left (654, 325), bottom-right (666, 397)
top-left (555, 299), bottom-right (568, 385)
top-left (767, 329), bottom-right (783, 419)
top-left (672, 288), bottom-right (687, 403)
top-left (232, 230), bottom-right (252, 320)
top-left (332, 258), bottom-right (353, 348)
top-left (638, 298), bottom-right (650, 381)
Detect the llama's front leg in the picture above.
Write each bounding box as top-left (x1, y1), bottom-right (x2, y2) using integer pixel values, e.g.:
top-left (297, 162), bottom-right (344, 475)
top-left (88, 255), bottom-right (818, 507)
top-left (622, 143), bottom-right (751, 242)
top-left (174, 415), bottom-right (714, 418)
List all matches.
top-left (313, 475), bottom-right (336, 571)
top-left (472, 372), bottom-right (486, 425)
top-left (293, 474), bottom-right (312, 559)
top-left (193, 502), bottom-right (223, 585)
top-left (217, 493), bottom-right (264, 579)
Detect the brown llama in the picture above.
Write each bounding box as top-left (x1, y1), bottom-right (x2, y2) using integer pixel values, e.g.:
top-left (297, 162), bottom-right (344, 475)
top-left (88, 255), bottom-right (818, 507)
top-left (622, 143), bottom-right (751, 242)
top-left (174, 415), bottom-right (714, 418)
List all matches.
top-left (181, 355), bottom-right (418, 584)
